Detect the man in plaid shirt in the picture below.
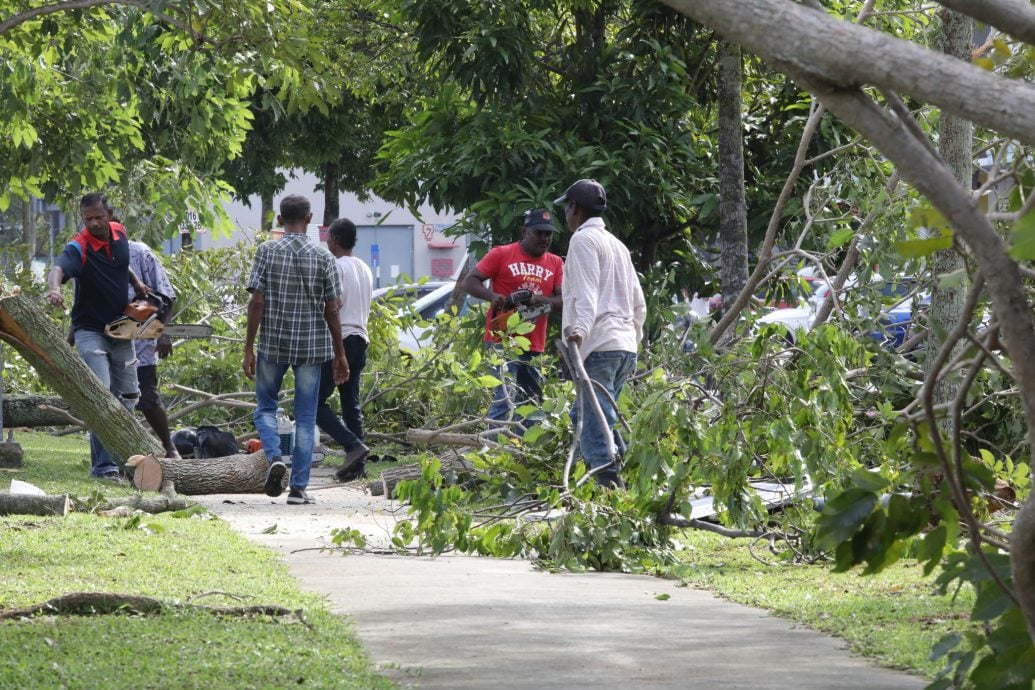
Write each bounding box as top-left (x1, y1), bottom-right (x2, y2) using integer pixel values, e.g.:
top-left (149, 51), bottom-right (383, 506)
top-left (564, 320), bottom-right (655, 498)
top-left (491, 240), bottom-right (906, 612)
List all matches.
top-left (244, 195), bottom-right (348, 505)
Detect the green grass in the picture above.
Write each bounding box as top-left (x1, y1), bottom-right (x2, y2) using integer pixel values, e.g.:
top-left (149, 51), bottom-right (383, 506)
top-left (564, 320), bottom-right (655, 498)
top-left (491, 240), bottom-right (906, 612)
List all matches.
top-left (666, 530), bottom-right (974, 678)
top-left (1, 431), bottom-right (394, 690)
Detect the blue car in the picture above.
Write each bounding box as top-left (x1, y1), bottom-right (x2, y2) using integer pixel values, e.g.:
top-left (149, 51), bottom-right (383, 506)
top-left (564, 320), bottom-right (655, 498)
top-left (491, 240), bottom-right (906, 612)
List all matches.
top-left (870, 292), bottom-right (930, 351)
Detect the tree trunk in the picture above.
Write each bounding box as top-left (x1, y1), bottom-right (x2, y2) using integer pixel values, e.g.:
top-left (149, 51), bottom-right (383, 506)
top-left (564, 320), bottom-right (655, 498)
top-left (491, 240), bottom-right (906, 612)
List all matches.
top-left (134, 451), bottom-right (277, 495)
top-left (0, 290), bottom-right (164, 460)
top-left (3, 394), bottom-right (74, 427)
top-left (22, 198), bottom-right (35, 267)
top-left (323, 161), bottom-right (341, 227)
top-left (925, 10), bottom-right (972, 433)
top-left (260, 194), bottom-right (274, 232)
top-left (717, 39), bottom-right (749, 312)
top-left (0, 492), bottom-right (71, 516)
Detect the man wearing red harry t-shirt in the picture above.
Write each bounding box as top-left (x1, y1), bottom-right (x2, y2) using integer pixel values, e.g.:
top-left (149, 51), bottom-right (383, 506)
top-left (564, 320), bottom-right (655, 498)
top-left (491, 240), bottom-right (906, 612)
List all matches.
top-left (462, 209), bottom-right (563, 426)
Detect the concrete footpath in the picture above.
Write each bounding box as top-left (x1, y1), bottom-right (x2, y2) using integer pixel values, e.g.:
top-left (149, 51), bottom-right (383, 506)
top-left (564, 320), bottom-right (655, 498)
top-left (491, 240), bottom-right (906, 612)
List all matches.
top-left (194, 466), bottom-right (926, 690)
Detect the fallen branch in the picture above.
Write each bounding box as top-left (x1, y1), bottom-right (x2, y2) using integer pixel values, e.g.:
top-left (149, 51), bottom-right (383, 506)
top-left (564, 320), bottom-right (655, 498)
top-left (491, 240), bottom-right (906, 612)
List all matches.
top-left (0, 592), bottom-right (304, 623)
top-left (368, 457), bottom-right (476, 497)
top-left (405, 428), bottom-right (504, 449)
top-left (659, 513), bottom-right (766, 539)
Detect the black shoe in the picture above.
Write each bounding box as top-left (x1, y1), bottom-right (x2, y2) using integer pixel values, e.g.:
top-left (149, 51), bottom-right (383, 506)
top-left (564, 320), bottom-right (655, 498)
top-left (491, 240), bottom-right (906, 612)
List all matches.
top-left (98, 471), bottom-right (127, 484)
top-left (264, 460), bottom-right (287, 497)
top-left (336, 460), bottom-right (366, 483)
top-left (286, 489), bottom-right (315, 505)
top-left (335, 443), bottom-right (369, 481)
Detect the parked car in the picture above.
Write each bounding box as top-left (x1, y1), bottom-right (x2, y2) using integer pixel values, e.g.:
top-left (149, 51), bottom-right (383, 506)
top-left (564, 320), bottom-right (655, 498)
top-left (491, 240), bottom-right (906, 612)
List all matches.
top-left (758, 275), bottom-right (915, 346)
top-left (373, 281), bottom-right (451, 305)
top-left (377, 281), bottom-right (458, 352)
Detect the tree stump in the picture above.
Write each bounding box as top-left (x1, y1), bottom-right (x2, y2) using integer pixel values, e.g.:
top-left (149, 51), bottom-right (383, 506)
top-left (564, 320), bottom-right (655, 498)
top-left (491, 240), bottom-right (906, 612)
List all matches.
top-left (0, 492), bottom-right (71, 516)
top-left (129, 452), bottom-right (278, 495)
top-left (0, 441), bottom-right (23, 468)
top-left (0, 289), bottom-right (163, 459)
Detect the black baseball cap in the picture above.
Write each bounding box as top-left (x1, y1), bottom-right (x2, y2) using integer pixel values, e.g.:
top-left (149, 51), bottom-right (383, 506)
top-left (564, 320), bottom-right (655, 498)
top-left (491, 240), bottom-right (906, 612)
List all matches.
top-left (553, 179), bottom-right (607, 211)
top-left (523, 208), bottom-right (559, 232)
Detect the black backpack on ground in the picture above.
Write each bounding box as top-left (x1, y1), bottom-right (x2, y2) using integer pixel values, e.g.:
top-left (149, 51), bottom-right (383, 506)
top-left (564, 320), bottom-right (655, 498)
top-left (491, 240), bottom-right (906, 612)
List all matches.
top-left (195, 425), bottom-right (240, 458)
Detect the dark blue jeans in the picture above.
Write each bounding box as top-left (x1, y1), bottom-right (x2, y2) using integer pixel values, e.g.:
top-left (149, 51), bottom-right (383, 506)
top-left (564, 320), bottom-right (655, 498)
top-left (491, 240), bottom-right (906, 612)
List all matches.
top-left (317, 335), bottom-right (367, 452)
top-left (571, 350), bottom-right (636, 486)
top-left (487, 346), bottom-right (543, 425)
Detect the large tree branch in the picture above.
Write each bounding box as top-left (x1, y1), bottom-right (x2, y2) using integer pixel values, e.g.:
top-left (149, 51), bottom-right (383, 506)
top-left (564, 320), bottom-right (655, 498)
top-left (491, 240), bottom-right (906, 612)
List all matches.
top-left (1, 0), bottom-right (211, 44)
top-left (935, 0), bottom-right (1035, 47)
top-left (660, 0), bottom-right (1035, 145)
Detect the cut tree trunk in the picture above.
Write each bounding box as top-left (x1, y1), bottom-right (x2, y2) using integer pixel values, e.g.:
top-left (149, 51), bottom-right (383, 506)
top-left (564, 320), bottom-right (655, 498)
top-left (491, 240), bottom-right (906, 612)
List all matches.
top-left (0, 289), bottom-right (163, 459)
top-left (130, 451), bottom-right (277, 495)
top-left (3, 394), bottom-right (73, 427)
top-left (93, 493), bottom-right (194, 514)
top-left (0, 492), bottom-right (71, 516)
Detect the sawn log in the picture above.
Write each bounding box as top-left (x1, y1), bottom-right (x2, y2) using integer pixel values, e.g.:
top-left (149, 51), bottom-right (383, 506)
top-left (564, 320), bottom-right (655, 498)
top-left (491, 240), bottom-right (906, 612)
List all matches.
top-left (130, 451), bottom-right (281, 495)
top-left (0, 492), bottom-right (71, 516)
top-left (3, 395), bottom-right (74, 428)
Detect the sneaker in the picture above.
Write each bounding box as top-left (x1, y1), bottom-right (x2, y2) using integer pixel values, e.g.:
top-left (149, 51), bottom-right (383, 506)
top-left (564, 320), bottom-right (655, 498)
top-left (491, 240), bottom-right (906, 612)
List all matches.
top-left (335, 443), bottom-right (370, 482)
top-left (98, 471), bottom-right (127, 484)
top-left (286, 489), bottom-right (315, 505)
top-left (264, 460), bottom-right (287, 497)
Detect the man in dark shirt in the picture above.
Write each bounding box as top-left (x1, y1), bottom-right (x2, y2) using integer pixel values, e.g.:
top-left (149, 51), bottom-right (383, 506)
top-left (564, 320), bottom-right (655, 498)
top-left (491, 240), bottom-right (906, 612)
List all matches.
top-left (47, 192), bottom-right (149, 480)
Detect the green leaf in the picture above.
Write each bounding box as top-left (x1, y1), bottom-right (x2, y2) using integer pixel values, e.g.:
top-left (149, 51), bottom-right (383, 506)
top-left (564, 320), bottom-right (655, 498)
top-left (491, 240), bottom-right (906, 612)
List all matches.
top-left (971, 582), bottom-right (1014, 621)
top-left (849, 468), bottom-right (891, 493)
top-left (826, 228), bottom-right (854, 251)
top-left (1009, 211), bottom-right (1035, 260)
top-left (916, 525), bottom-right (947, 576)
top-left (896, 233), bottom-right (953, 258)
top-left (816, 488), bottom-right (878, 548)
top-left (908, 205), bottom-right (950, 231)
top-left (262, 523), bottom-right (278, 534)
top-left (654, 593), bottom-right (671, 601)
top-left (936, 269), bottom-right (967, 289)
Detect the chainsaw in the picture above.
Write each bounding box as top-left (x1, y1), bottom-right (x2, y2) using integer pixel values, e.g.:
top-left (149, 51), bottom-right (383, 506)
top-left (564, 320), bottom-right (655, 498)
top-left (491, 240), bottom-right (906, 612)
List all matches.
top-left (104, 292), bottom-right (213, 340)
top-left (489, 289), bottom-right (552, 332)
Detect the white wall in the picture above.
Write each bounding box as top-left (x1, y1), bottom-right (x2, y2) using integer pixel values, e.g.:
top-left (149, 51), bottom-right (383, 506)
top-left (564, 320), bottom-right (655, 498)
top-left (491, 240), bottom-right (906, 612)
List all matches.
top-left (203, 169), bottom-right (468, 281)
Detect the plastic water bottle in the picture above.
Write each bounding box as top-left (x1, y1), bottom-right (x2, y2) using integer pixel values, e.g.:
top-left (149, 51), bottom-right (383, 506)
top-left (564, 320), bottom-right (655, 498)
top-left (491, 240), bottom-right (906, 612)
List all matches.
top-left (276, 409), bottom-right (294, 457)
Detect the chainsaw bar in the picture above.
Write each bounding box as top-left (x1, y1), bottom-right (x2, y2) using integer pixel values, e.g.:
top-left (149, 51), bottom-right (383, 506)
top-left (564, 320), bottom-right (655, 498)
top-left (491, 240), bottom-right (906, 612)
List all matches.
top-left (162, 324), bottom-right (214, 339)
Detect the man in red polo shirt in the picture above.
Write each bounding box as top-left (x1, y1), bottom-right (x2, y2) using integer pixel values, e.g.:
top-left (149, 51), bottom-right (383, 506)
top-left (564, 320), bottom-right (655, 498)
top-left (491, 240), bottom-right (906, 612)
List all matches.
top-left (462, 208), bottom-right (563, 429)
top-left (48, 192), bottom-right (148, 480)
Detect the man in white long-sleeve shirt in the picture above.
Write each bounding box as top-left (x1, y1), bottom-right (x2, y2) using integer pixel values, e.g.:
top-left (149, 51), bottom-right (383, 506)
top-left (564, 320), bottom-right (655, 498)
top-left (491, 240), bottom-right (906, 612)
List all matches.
top-left (555, 179), bottom-right (646, 488)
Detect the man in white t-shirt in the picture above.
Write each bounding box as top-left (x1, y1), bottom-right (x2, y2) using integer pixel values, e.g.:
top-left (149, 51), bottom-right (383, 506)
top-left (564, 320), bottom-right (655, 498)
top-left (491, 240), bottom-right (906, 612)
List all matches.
top-left (316, 218), bottom-right (375, 481)
top-left (555, 179), bottom-right (646, 488)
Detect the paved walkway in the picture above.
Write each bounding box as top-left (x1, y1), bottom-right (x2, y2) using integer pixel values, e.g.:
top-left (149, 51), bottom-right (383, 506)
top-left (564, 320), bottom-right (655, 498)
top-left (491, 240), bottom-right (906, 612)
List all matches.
top-left (194, 466), bottom-right (926, 689)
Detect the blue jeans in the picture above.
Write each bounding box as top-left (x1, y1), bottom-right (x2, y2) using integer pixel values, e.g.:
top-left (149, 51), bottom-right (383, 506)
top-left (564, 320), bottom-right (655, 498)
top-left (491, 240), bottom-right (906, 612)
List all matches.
top-left (254, 355), bottom-right (322, 491)
top-left (75, 329), bottom-right (139, 476)
top-left (316, 335), bottom-right (367, 452)
top-left (487, 347), bottom-right (543, 425)
top-left (571, 350), bottom-right (636, 486)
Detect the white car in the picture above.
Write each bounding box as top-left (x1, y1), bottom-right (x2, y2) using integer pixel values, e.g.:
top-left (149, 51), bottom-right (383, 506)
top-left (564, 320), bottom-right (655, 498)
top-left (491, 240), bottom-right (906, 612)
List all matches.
top-left (758, 274), bottom-right (914, 344)
top-left (378, 281), bottom-right (458, 352)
